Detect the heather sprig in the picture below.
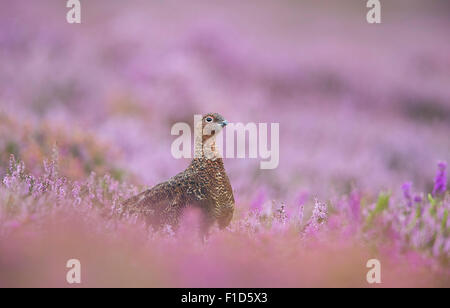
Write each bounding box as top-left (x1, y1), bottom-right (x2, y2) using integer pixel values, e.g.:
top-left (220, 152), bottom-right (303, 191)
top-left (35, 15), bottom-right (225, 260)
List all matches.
top-left (432, 161), bottom-right (447, 197)
top-left (304, 198), bottom-right (328, 235)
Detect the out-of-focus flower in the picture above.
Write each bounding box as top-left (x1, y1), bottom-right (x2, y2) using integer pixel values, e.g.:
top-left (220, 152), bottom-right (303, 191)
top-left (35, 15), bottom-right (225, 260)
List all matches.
top-left (413, 194), bottom-right (423, 203)
top-left (275, 203), bottom-right (288, 225)
top-left (432, 161), bottom-right (447, 196)
top-left (304, 198), bottom-right (328, 235)
top-left (402, 182), bottom-right (413, 207)
top-left (298, 203), bottom-right (305, 225)
top-left (72, 181), bottom-right (82, 206)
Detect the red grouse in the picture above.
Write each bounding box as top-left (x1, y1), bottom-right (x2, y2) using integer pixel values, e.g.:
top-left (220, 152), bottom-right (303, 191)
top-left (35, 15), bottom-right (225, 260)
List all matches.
top-left (123, 113), bottom-right (235, 235)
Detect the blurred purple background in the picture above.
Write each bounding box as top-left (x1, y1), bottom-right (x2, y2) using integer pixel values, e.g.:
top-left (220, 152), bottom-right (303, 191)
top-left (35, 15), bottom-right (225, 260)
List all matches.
top-left (1, 0), bottom-right (449, 202)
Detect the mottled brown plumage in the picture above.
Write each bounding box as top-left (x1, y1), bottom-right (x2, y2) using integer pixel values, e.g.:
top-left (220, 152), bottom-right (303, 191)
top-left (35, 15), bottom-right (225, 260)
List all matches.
top-left (123, 113), bottom-right (235, 235)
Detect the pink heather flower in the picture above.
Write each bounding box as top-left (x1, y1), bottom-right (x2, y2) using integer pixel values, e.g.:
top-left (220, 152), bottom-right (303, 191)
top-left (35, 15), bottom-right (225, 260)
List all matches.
top-left (304, 198), bottom-right (328, 234)
top-left (296, 191), bottom-right (308, 225)
top-left (8, 154), bottom-right (16, 171)
top-left (3, 176), bottom-right (12, 188)
top-left (55, 177), bottom-right (67, 202)
top-left (298, 203), bottom-right (305, 225)
top-left (87, 172), bottom-right (96, 201)
top-left (43, 159), bottom-right (56, 182)
top-left (413, 194), bottom-right (423, 203)
top-left (8, 154), bottom-right (22, 175)
top-left (72, 182), bottom-right (82, 205)
top-left (432, 161), bottom-right (447, 196)
top-left (275, 203), bottom-right (288, 224)
top-left (401, 182), bottom-right (413, 207)
top-left (25, 175), bottom-right (35, 192)
top-left (3, 155), bottom-right (26, 189)
top-left (162, 224), bottom-right (175, 237)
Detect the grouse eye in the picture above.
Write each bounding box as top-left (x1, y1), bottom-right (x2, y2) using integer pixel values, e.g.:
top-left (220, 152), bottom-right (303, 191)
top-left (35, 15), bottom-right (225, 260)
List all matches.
top-left (205, 117), bottom-right (213, 123)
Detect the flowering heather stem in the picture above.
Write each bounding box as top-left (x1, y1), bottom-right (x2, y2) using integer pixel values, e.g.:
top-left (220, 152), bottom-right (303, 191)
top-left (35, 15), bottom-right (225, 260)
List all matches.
top-left (432, 161), bottom-right (447, 197)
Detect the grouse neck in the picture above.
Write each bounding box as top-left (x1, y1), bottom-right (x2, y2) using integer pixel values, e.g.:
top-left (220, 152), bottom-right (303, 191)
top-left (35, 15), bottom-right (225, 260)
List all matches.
top-left (190, 157), bottom-right (224, 168)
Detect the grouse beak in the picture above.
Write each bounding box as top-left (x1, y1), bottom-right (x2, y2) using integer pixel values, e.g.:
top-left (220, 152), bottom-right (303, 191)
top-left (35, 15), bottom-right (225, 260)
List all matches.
top-left (221, 120), bottom-right (228, 127)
